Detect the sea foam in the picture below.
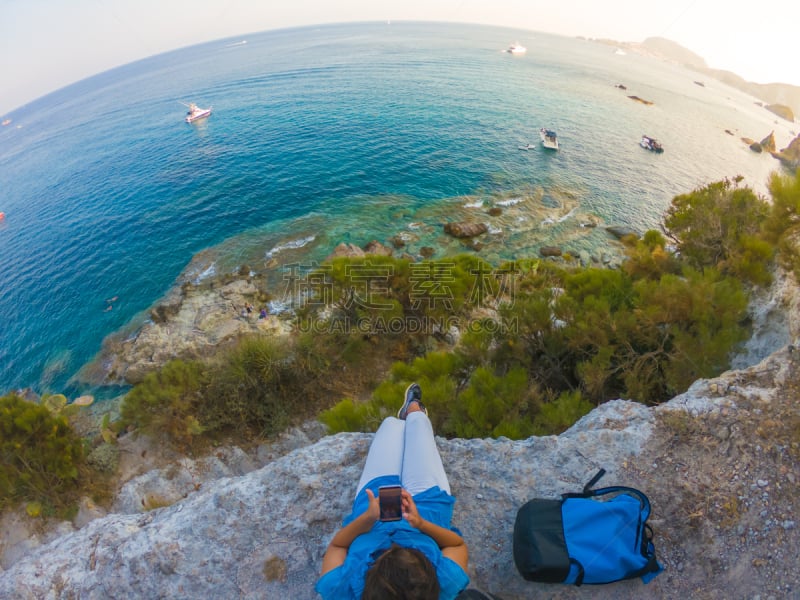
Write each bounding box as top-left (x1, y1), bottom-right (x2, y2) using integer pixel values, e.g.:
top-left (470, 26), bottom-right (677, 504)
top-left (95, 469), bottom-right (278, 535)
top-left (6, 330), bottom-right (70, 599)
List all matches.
top-left (265, 235), bottom-right (316, 259)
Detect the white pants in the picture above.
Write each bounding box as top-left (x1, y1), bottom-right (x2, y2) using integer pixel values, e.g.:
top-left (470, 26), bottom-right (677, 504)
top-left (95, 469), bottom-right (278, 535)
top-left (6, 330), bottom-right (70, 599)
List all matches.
top-left (356, 411), bottom-right (451, 496)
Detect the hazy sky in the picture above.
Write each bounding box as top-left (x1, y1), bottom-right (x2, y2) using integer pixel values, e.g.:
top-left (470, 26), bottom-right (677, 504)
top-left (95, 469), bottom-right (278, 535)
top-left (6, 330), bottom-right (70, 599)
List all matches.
top-left (2, 0), bottom-right (798, 115)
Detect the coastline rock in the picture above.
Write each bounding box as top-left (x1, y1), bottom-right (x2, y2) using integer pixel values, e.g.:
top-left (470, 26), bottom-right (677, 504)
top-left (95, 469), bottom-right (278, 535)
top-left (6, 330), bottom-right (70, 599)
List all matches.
top-left (150, 297), bottom-right (182, 324)
top-left (765, 103), bottom-right (795, 122)
top-left (461, 240), bottom-right (485, 252)
top-left (771, 134), bottom-right (800, 169)
top-left (750, 142), bottom-right (763, 153)
top-left (443, 222), bottom-right (488, 238)
top-left (759, 131), bottom-right (776, 153)
top-left (325, 243), bottom-right (365, 260)
top-left (362, 240), bottom-right (393, 257)
top-left (419, 246), bottom-right (435, 258)
top-left (628, 95), bottom-right (654, 106)
top-left (605, 225), bottom-right (639, 240)
top-left (539, 246), bottom-right (562, 257)
top-left (83, 279), bottom-right (292, 385)
top-left (327, 240), bottom-right (394, 261)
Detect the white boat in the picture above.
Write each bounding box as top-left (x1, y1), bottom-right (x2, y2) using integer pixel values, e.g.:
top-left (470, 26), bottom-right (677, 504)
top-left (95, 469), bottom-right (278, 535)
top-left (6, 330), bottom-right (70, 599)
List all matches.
top-left (507, 42), bottom-right (526, 54)
top-left (539, 128), bottom-right (559, 150)
top-left (639, 135), bottom-right (664, 153)
top-left (184, 103), bottom-right (212, 123)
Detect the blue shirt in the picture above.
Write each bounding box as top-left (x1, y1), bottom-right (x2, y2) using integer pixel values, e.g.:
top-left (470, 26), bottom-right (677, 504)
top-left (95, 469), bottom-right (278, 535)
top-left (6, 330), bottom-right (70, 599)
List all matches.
top-left (315, 475), bottom-right (470, 599)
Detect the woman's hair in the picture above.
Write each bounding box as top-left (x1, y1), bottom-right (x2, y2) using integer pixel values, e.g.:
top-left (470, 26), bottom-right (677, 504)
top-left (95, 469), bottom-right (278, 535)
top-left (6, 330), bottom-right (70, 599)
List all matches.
top-left (362, 546), bottom-right (440, 600)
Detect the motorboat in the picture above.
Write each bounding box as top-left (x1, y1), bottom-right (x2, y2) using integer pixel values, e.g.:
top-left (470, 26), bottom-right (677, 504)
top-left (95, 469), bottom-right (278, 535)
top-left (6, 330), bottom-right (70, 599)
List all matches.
top-left (507, 42), bottom-right (526, 54)
top-left (640, 135), bottom-right (664, 153)
top-left (184, 103), bottom-right (212, 123)
top-left (539, 128), bottom-right (559, 150)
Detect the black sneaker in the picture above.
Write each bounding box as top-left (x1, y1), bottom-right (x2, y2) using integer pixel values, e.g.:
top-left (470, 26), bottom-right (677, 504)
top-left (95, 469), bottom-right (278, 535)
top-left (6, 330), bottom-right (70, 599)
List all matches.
top-left (398, 382), bottom-right (426, 419)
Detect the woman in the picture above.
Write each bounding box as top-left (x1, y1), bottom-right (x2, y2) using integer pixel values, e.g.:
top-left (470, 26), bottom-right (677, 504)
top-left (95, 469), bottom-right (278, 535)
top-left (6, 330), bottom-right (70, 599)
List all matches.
top-left (316, 383), bottom-right (469, 599)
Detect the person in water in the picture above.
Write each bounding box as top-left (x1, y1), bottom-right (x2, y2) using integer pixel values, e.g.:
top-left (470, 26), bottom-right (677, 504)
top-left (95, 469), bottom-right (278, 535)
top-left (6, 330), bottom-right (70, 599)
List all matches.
top-left (315, 383), bottom-right (469, 599)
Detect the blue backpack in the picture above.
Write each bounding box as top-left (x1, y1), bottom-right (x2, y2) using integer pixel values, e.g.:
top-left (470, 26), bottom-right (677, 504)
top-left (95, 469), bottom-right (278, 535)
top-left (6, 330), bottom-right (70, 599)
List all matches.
top-left (513, 469), bottom-right (663, 586)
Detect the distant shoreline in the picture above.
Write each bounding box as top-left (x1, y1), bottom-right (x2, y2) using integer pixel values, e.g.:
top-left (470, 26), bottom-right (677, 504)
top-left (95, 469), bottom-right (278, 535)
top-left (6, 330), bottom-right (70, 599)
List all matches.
top-left (589, 36), bottom-right (800, 117)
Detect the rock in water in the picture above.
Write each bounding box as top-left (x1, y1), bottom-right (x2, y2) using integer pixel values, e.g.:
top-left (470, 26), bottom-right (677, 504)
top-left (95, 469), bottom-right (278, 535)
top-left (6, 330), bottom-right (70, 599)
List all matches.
top-left (443, 222), bottom-right (488, 238)
top-left (539, 246), bottom-right (563, 257)
top-left (772, 134), bottom-right (800, 169)
top-left (605, 225), bottom-right (639, 240)
top-left (325, 242), bottom-right (365, 260)
top-left (362, 240), bottom-right (393, 256)
top-left (759, 131), bottom-right (776, 153)
top-left (765, 104), bottom-right (795, 122)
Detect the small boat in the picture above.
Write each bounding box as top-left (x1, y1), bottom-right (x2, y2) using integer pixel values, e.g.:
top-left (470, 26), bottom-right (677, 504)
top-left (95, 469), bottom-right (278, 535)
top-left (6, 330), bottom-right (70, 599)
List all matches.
top-left (518, 143), bottom-right (536, 151)
top-left (506, 42), bottom-right (526, 54)
top-left (184, 102), bottom-right (212, 123)
top-left (539, 128), bottom-right (559, 150)
top-left (640, 135), bottom-right (664, 153)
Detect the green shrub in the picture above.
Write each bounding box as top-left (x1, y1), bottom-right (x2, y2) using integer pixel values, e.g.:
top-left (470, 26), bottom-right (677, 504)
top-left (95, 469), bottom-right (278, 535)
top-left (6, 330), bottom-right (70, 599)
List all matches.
top-left (664, 178), bottom-right (773, 285)
top-left (632, 267), bottom-right (748, 398)
top-left (0, 393), bottom-right (85, 510)
top-left (764, 169), bottom-right (800, 277)
top-left (373, 352), bottom-right (463, 429)
top-left (533, 391), bottom-right (594, 435)
top-left (121, 359), bottom-right (206, 448)
top-left (200, 336), bottom-right (297, 438)
top-left (623, 230), bottom-right (681, 280)
top-left (451, 366), bottom-right (536, 438)
top-left (320, 398), bottom-right (382, 433)
top-left (726, 234), bottom-right (774, 286)
top-left (763, 169), bottom-right (800, 242)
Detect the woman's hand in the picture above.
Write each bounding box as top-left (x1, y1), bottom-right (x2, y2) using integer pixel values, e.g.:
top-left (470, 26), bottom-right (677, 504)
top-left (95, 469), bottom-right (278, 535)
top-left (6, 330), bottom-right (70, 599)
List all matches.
top-left (400, 489), bottom-right (468, 570)
top-left (365, 488), bottom-right (381, 522)
top-left (320, 488), bottom-right (380, 576)
top-left (401, 489), bottom-right (422, 528)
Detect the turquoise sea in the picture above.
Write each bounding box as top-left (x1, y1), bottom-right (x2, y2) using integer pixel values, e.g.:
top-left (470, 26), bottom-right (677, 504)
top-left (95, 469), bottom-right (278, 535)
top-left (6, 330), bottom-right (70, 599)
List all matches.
top-left (0, 22), bottom-right (794, 398)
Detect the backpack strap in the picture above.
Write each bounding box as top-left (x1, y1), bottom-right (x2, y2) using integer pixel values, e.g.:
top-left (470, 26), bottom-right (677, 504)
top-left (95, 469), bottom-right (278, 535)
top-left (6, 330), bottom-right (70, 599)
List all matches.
top-left (621, 524), bottom-right (662, 580)
top-left (583, 468), bottom-right (607, 493)
top-left (562, 469), bottom-right (652, 519)
top-left (587, 485), bottom-right (650, 513)
top-left (561, 469), bottom-right (650, 520)
top-left (570, 558), bottom-right (585, 586)
top-left (560, 468), bottom-right (609, 498)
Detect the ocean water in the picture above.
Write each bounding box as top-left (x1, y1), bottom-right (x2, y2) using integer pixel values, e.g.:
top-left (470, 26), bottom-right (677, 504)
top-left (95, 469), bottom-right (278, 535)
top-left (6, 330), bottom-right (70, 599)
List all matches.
top-left (0, 22), bottom-right (794, 398)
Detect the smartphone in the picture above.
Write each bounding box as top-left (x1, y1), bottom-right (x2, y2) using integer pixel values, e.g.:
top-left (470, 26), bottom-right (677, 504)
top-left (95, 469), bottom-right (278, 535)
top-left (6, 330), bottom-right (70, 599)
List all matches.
top-left (378, 485), bottom-right (403, 522)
